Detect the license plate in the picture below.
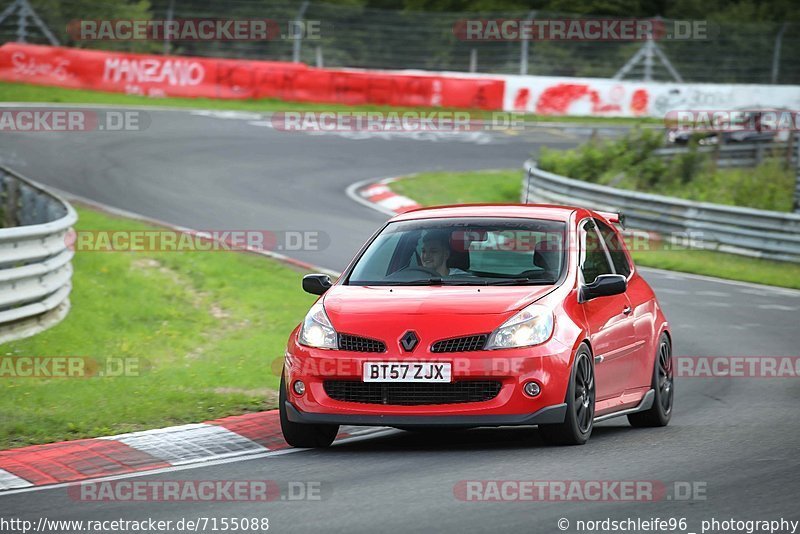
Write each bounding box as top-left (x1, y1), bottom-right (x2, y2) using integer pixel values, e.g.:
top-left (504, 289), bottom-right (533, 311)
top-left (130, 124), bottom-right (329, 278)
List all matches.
top-left (363, 362), bottom-right (451, 383)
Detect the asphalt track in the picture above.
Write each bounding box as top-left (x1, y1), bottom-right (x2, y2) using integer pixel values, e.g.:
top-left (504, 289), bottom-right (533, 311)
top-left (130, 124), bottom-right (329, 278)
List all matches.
top-left (1, 109), bottom-right (799, 533)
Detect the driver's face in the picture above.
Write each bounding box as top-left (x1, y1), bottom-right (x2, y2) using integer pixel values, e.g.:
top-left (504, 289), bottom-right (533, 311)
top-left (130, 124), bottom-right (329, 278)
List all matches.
top-left (421, 240), bottom-right (449, 274)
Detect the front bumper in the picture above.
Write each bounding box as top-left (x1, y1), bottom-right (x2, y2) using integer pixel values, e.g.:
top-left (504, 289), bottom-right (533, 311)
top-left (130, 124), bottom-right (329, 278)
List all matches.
top-left (285, 401), bottom-right (567, 427)
top-left (283, 328), bottom-right (575, 425)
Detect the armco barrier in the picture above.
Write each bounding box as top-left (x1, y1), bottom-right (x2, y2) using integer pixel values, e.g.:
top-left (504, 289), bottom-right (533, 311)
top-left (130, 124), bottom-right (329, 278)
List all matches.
top-left (523, 160), bottom-right (800, 262)
top-left (653, 142), bottom-right (797, 168)
top-left (0, 166), bottom-right (76, 344)
top-left (0, 43), bottom-right (504, 110)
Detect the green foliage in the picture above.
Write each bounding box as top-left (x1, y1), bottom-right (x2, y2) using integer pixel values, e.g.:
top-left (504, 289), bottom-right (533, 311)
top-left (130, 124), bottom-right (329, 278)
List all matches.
top-left (30, 0), bottom-right (159, 52)
top-left (538, 129), bottom-right (796, 212)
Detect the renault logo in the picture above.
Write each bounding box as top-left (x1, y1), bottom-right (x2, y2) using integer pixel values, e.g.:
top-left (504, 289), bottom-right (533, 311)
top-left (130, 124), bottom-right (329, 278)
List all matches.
top-left (400, 331), bottom-right (419, 352)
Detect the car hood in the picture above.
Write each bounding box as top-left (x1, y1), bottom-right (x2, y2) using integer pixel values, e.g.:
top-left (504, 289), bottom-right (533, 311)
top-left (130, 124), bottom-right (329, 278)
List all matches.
top-left (324, 285), bottom-right (554, 316)
top-left (321, 284), bottom-right (555, 344)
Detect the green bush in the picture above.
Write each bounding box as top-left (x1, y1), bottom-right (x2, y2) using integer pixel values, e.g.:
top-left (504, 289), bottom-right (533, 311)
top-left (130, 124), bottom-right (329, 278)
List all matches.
top-left (538, 129), bottom-right (795, 212)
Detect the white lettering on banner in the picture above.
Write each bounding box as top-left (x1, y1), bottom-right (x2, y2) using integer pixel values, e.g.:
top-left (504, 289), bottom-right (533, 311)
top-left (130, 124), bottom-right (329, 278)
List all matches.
top-left (103, 58), bottom-right (205, 86)
top-left (10, 52), bottom-right (71, 81)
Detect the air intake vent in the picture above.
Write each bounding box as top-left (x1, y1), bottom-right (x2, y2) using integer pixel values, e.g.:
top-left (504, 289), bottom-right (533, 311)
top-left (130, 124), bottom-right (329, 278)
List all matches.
top-left (338, 334), bottom-right (386, 353)
top-left (431, 334), bottom-right (488, 353)
top-left (323, 380), bottom-right (502, 405)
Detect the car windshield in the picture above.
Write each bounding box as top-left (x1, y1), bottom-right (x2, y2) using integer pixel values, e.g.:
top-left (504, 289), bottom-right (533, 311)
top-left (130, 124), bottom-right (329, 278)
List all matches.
top-left (347, 217), bottom-right (567, 286)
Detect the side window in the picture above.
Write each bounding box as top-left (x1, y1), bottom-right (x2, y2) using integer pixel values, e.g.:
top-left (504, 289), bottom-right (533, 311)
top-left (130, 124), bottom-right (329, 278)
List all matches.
top-left (580, 222), bottom-right (613, 284)
top-left (595, 219), bottom-right (632, 278)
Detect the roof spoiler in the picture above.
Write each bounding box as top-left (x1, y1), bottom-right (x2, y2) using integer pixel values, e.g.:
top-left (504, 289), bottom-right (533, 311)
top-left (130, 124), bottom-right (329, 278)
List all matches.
top-left (596, 210), bottom-right (625, 228)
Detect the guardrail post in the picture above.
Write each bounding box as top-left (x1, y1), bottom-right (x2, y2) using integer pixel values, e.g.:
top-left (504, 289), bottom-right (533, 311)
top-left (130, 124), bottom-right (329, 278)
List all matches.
top-left (794, 135), bottom-right (800, 213)
top-left (2, 175), bottom-right (19, 227)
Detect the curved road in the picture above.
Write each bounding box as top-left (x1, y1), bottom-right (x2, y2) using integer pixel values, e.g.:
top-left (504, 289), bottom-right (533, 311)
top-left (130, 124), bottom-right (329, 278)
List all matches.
top-left (1, 109), bottom-right (798, 532)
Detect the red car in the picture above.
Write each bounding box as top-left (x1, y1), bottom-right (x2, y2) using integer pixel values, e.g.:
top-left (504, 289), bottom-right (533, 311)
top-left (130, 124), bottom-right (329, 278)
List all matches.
top-left (280, 204), bottom-right (673, 447)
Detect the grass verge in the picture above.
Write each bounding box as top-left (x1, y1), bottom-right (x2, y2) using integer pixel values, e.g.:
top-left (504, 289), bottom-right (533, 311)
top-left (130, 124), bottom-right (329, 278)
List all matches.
top-left (0, 81), bottom-right (659, 125)
top-left (0, 206), bottom-right (316, 450)
top-left (391, 169), bottom-right (800, 290)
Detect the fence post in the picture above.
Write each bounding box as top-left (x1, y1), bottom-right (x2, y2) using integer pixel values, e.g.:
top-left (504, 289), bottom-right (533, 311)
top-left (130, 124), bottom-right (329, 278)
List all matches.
top-left (315, 45), bottom-right (323, 67)
top-left (519, 10), bottom-right (535, 75)
top-left (771, 22), bottom-right (788, 84)
top-left (163, 0), bottom-right (175, 54)
top-left (15, 0), bottom-right (27, 42)
top-left (292, 1), bottom-right (310, 63)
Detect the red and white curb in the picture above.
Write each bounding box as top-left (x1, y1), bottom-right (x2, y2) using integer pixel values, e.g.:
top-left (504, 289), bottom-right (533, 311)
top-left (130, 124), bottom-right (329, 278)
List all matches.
top-left (347, 176), bottom-right (421, 216)
top-left (0, 410), bottom-right (385, 491)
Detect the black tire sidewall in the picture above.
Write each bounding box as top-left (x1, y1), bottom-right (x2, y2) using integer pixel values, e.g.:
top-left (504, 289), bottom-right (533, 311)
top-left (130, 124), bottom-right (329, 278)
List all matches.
top-left (565, 344), bottom-right (594, 443)
top-left (651, 334), bottom-right (673, 424)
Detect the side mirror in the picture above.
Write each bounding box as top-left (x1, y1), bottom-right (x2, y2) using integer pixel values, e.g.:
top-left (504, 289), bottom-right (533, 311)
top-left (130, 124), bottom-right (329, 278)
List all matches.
top-left (302, 274), bottom-right (332, 295)
top-left (581, 274), bottom-right (626, 301)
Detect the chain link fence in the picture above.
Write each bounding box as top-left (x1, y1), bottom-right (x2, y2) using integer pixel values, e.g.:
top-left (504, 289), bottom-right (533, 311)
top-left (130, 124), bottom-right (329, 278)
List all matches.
top-left (1, 0), bottom-right (799, 84)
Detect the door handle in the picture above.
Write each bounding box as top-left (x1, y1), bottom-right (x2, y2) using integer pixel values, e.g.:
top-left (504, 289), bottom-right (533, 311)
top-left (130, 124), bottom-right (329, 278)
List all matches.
top-left (622, 306), bottom-right (633, 315)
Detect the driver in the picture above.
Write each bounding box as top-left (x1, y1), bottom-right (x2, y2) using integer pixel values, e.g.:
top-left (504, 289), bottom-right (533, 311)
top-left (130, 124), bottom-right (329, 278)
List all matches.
top-left (420, 230), bottom-right (469, 277)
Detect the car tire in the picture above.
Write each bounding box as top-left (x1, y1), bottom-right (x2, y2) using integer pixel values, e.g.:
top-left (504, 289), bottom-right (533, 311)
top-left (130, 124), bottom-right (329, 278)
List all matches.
top-left (539, 343), bottom-right (594, 446)
top-left (279, 373), bottom-right (339, 448)
top-left (628, 334), bottom-right (673, 428)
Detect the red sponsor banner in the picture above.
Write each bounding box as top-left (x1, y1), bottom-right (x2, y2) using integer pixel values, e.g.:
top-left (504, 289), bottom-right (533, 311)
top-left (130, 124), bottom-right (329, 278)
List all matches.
top-left (0, 43), bottom-right (504, 110)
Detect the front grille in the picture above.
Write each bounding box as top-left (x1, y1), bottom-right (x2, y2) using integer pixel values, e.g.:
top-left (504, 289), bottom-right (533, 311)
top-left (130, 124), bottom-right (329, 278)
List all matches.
top-left (323, 380), bottom-right (502, 405)
top-left (338, 334), bottom-right (386, 353)
top-left (431, 334), bottom-right (488, 353)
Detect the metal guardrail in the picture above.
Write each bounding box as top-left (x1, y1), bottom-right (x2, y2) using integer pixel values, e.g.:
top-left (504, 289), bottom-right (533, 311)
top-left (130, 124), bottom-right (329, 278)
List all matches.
top-left (653, 142), bottom-right (797, 168)
top-left (523, 160), bottom-right (800, 263)
top-left (0, 166), bottom-right (76, 344)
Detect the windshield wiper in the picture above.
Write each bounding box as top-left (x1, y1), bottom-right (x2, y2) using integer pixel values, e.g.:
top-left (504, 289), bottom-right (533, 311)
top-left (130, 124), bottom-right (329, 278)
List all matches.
top-left (366, 278), bottom-right (443, 286)
top-left (358, 278), bottom-right (493, 286)
top-left (484, 278), bottom-right (555, 286)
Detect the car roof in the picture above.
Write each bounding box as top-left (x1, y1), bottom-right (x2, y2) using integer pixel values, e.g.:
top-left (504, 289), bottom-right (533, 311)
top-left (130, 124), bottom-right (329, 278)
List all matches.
top-left (390, 203), bottom-right (581, 223)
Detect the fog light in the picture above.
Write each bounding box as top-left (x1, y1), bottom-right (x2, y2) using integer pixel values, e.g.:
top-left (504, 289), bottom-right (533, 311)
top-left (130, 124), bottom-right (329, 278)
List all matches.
top-left (293, 380), bottom-right (306, 395)
top-left (523, 381), bottom-right (541, 397)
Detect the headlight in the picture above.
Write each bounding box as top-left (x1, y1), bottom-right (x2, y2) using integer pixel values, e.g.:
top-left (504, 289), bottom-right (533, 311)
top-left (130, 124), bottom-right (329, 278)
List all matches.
top-left (298, 300), bottom-right (338, 349)
top-left (485, 304), bottom-right (554, 349)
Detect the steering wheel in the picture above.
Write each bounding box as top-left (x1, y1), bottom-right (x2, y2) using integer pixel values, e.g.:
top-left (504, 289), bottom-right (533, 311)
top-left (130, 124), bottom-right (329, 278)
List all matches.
top-left (399, 265), bottom-right (444, 277)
